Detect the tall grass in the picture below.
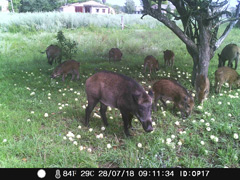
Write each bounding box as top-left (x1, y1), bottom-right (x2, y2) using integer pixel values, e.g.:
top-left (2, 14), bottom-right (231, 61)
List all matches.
top-left (0, 12), bottom-right (162, 33)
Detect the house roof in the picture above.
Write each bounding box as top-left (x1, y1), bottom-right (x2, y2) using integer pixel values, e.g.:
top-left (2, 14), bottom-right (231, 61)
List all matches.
top-left (62, 1), bottom-right (108, 8)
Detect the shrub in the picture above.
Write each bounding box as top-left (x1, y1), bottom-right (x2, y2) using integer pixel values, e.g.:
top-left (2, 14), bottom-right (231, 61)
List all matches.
top-left (56, 30), bottom-right (77, 59)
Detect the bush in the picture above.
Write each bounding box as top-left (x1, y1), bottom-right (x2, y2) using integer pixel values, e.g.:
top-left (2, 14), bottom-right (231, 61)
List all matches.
top-left (56, 30), bottom-right (77, 59)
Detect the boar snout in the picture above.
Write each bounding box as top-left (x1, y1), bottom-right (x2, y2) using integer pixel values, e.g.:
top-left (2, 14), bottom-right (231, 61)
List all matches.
top-left (141, 119), bottom-right (153, 132)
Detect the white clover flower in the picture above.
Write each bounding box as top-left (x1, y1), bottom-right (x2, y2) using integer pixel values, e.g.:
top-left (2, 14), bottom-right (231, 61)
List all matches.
top-left (200, 141), bottom-right (205, 145)
top-left (197, 105), bottom-right (203, 110)
top-left (73, 141), bottom-right (78, 145)
top-left (166, 138), bottom-right (172, 144)
top-left (137, 143), bottom-right (142, 148)
top-left (69, 137), bottom-right (74, 141)
top-left (233, 133), bottom-right (239, 139)
top-left (30, 92), bottom-right (35, 96)
top-left (218, 101), bottom-right (222, 105)
top-left (205, 122), bottom-right (210, 126)
top-left (59, 107), bottom-right (62, 110)
top-left (228, 113), bottom-right (232, 117)
top-left (200, 119), bottom-right (205, 123)
top-left (87, 148), bottom-right (92, 153)
top-left (89, 128), bottom-right (93, 132)
top-left (82, 105), bottom-right (86, 109)
top-left (171, 135), bottom-right (176, 139)
top-left (3, 139), bottom-right (7, 143)
top-left (63, 136), bottom-right (67, 140)
top-left (44, 113), bottom-right (49, 117)
top-left (175, 121), bottom-right (180, 126)
top-left (62, 93), bottom-right (65, 96)
top-left (99, 133), bottom-right (104, 139)
top-left (67, 131), bottom-right (75, 138)
top-left (206, 127), bottom-right (211, 131)
top-left (31, 111), bottom-right (34, 114)
top-left (107, 144), bottom-right (112, 149)
top-left (79, 146), bottom-right (84, 151)
top-left (101, 127), bottom-right (106, 131)
top-left (227, 102), bottom-right (231, 105)
top-left (178, 141), bottom-right (182, 146)
top-left (76, 135), bottom-right (81, 139)
top-left (78, 125), bottom-right (82, 129)
top-left (109, 116), bottom-right (113, 119)
top-left (210, 118), bottom-right (215, 122)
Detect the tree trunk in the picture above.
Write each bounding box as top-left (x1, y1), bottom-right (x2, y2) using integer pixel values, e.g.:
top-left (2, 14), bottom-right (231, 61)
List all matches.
top-left (10, 0), bottom-right (15, 13)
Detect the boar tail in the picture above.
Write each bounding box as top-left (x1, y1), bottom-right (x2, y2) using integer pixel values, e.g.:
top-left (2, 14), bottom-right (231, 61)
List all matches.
top-left (39, 50), bottom-right (46, 54)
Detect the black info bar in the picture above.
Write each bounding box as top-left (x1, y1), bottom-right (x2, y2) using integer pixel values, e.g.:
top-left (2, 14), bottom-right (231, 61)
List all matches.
top-left (0, 168), bottom-right (239, 179)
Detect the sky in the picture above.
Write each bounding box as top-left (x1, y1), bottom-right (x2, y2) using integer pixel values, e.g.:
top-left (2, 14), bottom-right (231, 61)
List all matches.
top-left (106, 0), bottom-right (238, 7)
top-left (106, 0), bottom-right (141, 6)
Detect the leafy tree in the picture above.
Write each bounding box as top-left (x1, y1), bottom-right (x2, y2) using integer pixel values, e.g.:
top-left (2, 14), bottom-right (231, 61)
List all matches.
top-left (19, 0), bottom-right (60, 12)
top-left (8, 0), bottom-right (21, 12)
top-left (142, 0), bottom-right (240, 85)
top-left (124, 0), bottom-right (136, 14)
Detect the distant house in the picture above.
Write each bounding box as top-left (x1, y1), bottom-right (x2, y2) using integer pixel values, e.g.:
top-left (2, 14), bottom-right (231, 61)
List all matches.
top-left (151, 2), bottom-right (175, 13)
top-left (0, 0), bottom-right (9, 12)
top-left (60, 1), bottom-right (115, 14)
top-left (135, 6), bottom-right (143, 14)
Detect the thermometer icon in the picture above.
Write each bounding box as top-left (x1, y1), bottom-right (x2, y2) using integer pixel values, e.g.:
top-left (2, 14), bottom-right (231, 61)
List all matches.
top-left (55, 169), bottom-right (61, 179)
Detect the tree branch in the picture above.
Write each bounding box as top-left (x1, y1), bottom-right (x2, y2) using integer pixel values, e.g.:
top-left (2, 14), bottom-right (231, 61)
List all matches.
top-left (214, 1), bottom-right (240, 50)
top-left (142, 0), bottom-right (198, 54)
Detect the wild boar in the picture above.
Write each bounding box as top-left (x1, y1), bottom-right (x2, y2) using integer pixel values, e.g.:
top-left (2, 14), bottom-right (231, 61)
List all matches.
top-left (218, 43), bottom-right (240, 70)
top-left (195, 74), bottom-right (210, 104)
top-left (109, 48), bottom-right (122, 62)
top-left (215, 66), bottom-right (240, 93)
top-left (143, 55), bottom-right (159, 74)
top-left (51, 60), bottom-right (80, 81)
top-left (85, 71), bottom-right (153, 136)
top-left (152, 78), bottom-right (194, 118)
top-left (41, 45), bottom-right (62, 65)
top-left (163, 50), bottom-right (175, 68)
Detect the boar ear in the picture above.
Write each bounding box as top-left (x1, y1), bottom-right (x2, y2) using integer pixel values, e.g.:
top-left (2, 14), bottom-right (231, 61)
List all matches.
top-left (132, 93), bottom-right (141, 104)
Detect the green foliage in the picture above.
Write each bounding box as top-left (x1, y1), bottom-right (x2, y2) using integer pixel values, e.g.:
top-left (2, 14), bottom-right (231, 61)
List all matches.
top-left (124, 0), bottom-right (136, 14)
top-left (19, 0), bottom-right (61, 12)
top-left (0, 23), bottom-right (239, 168)
top-left (56, 30), bottom-right (77, 59)
top-left (0, 13), bottom-right (162, 33)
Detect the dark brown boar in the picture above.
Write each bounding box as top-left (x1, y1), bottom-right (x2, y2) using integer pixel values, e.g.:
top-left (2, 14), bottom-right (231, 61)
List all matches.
top-left (51, 60), bottom-right (80, 81)
top-left (109, 48), bottom-right (122, 62)
top-left (85, 71), bottom-right (153, 136)
top-left (163, 50), bottom-right (175, 68)
top-left (152, 78), bottom-right (194, 118)
top-left (143, 55), bottom-right (159, 74)
top-left (41, 45), bottom-right (62, 65)
top-left (195, 74), bottom-right (210, 104)
top-left (215, 66), bottom-right (240, 93)
top-left (218, 44), bottom-right (240, 70)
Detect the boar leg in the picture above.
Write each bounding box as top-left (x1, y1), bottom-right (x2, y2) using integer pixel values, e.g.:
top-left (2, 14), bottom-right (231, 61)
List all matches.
top-left (160, 97), bottom-right (167, 108)
top-left (62, 74), bottom-right (66, 81)
top-left (100, 102), bottom-right (109, 126)
top-left (76, 71), bottom-right (80, 80)
top-left (71, 73), bottom-right (75, 81)
top-left (85, 98), bottom-right (99, 126)
top-left (120, 109), bottom-right (132, 137)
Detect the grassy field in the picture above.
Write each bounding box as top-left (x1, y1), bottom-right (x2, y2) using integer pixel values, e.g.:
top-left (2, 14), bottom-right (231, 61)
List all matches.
top-left (0, 15), bottom-right (239, 168)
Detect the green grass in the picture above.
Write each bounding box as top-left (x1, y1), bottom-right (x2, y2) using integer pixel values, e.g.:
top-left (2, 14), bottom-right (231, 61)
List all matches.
top-left (0, 24), bottom-right (239, 168)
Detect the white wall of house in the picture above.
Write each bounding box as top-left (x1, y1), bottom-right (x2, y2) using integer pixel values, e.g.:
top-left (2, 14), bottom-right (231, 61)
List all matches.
top-left (61, 6), bottom-right (75, 13)
top-left (0, 0), bottom-right (9, 12)
top-left (91, 7), bottom-right (108, 14)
